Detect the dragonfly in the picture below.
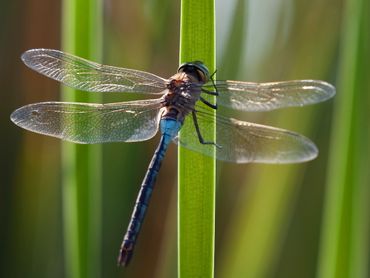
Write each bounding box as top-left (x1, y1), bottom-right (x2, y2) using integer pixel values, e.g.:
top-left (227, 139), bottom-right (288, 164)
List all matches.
top-left (11, 48), bottom-right (335, 266)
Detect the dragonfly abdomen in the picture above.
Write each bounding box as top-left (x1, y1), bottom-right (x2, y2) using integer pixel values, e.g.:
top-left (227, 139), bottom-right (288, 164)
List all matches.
top-left (118, 119), bottom-right (181, 266)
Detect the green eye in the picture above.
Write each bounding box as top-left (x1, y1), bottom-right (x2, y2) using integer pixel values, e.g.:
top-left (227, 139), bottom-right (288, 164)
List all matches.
top-left (178, 61), bottom-right (210, 82)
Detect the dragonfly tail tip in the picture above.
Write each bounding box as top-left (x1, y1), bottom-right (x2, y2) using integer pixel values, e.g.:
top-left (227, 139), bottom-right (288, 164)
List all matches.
top-left (117, 242), bottom-right (134, 267)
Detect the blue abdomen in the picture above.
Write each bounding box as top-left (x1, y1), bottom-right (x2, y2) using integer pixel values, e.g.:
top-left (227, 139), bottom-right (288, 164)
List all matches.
top-left (118, 118), bottom-right (183, 266)
top-left (160, 118), bottom-right (182, 139)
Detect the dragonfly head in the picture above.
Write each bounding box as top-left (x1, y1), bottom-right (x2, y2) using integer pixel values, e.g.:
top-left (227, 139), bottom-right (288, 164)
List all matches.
top-left (178, 61), bottom-right (210, 83)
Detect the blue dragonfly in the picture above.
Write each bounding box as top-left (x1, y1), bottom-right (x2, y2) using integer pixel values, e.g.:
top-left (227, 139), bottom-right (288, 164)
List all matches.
top-left (11, 49), bottom-right (335, 266)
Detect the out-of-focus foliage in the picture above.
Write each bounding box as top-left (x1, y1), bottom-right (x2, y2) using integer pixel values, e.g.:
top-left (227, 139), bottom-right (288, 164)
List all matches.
top-left (1, 0), bottom-right (368, 277)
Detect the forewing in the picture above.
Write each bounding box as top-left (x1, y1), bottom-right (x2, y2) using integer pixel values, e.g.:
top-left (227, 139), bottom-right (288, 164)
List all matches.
top-left (204, 79), bottom-right (335, 111)
top-left (174, 109), bottom-right (318, 163)
top-left (11, 98), bottom-right (163, 144)
top-left (21, 49), bottom-right (167, 93)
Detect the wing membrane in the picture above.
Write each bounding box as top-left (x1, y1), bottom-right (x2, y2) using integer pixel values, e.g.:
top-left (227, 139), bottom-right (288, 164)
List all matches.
top-left (204, 79), bottom-right (335, 112)
top-left (21, 49), bottom-right (167, 93)
top-left (175, 108), bottom-right (318, 163)
top-left (11, 98), bottom-right (163, 143)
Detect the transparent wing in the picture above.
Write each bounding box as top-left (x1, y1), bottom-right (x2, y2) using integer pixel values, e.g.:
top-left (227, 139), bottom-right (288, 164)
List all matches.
top-left (11, 98), bottom-right (163, 144)
top-left (203, 79), bottom-right (335, 112)
top-left (174, 108), bottom-right (318, 163)
top-left (21, 49), bottom-right (168, 93)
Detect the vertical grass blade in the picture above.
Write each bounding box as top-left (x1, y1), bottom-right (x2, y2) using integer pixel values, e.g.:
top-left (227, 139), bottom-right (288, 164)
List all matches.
top-left (317, 0), bottom-right (370, 277)
top-left (178, 0), bottom-right (216, 277)
top-left (61, 0), bottom-right (103, 277)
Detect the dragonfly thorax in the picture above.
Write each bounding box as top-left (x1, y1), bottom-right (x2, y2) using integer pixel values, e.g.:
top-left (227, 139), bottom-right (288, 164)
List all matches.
top-left (161, 73), bottom-right (203, 122)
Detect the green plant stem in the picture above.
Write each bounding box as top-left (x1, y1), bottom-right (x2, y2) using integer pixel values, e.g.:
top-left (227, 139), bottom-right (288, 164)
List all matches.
top-left (178, 0), bottom-right (216, 277)
top-left (317, 0), bottom-right (370, 277)
top-left (61, 0), bottom-right (102, 277)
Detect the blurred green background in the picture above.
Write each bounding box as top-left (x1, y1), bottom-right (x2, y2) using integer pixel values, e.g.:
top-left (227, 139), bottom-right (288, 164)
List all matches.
top-left (1, 0), bottom-right (369, 277)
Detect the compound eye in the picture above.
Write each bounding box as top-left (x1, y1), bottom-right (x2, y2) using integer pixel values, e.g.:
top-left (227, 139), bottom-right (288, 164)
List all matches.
top-left (195, 68), bottom-right (207, 82)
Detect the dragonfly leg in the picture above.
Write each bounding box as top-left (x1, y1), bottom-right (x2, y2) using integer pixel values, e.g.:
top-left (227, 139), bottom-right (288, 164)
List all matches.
top-left (201, 70), bottom-right (219, 113)
top-left (210, 69), bottom-right (217, 80)
top-left (200, 96), bottom-right (217, 109)
top-left (201, 71), bottom-right (218, 96)
top-left (201, 88), bottom-right (219, 96)
top-left (210, 70), bottom-right (218, 92)
top-left (192, 111), bottom-right (221, 148)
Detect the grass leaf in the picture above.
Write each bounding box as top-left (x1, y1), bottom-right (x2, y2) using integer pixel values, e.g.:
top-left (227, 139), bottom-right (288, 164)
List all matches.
top-left (61, 0), bottom-right (103, 277)
top-left (178, 0), bottom-right (216, 277)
